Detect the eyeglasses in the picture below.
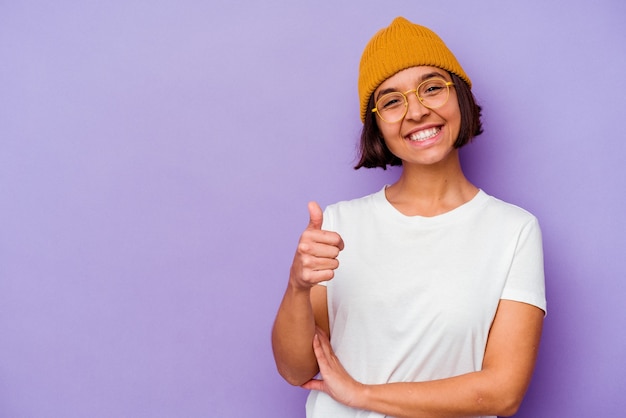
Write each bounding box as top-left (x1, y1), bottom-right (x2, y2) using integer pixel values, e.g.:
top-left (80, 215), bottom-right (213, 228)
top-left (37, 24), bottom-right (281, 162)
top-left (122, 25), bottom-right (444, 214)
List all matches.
top-left (371, 78), bottom-right (454, 123)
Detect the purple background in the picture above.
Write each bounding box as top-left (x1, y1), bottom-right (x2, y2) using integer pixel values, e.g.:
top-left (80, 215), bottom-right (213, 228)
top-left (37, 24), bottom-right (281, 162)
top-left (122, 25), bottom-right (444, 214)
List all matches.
top-left (1, 1), bottom-right (625, 417)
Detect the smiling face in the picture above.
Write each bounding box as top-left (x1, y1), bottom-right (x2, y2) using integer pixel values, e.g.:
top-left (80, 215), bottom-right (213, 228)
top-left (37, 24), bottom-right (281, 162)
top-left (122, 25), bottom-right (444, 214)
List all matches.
top-left (373, 66), bottom-right (462, 168)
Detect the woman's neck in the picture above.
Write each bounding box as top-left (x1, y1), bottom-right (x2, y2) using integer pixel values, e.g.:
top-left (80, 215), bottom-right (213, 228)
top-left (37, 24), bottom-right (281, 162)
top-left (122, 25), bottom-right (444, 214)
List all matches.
top-left (385, 155), bottom-right (478, 217)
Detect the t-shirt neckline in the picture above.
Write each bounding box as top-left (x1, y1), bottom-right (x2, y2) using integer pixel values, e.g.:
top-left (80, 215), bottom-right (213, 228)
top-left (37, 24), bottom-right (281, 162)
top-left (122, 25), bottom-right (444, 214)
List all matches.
top-left (375, 185), bottom-right (489, 225)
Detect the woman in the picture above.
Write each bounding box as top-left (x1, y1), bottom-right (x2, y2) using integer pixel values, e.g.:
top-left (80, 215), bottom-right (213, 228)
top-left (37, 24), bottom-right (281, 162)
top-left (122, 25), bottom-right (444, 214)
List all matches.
top-left (272, 16), bottom-right (546, 418)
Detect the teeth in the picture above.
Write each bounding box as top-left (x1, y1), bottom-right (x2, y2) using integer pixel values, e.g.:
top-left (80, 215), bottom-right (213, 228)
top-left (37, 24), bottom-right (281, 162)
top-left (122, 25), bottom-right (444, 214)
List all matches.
top-left (409, 127), bottom-right (439, 142)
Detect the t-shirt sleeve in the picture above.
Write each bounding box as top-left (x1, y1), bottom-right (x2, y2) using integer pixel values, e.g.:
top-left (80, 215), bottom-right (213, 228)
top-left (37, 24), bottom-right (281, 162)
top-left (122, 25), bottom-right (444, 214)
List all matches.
top-left (500, 216), bottom-right (547, 314)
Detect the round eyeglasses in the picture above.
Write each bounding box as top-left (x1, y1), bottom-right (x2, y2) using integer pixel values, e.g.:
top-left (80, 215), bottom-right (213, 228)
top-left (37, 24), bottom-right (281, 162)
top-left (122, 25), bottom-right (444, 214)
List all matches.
top-left (371, 78), bottom-right (454, 123)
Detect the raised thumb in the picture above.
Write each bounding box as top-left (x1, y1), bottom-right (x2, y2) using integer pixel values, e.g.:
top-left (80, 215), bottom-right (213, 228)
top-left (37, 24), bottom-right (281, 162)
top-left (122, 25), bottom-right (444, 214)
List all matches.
top-left (307, 201), bottom-right (323, 230)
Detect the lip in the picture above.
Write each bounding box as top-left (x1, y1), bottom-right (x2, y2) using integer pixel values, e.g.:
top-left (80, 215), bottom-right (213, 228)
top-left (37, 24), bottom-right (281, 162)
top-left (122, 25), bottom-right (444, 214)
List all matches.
top-left (403, 124), bottom-right (443, 146)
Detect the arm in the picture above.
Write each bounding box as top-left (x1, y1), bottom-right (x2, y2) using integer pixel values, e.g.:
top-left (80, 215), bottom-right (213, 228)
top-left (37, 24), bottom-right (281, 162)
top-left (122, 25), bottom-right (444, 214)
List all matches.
top-left (303, 299), bottom-right (544, 417)
top-left (271, 202), bottom-right (343, 386)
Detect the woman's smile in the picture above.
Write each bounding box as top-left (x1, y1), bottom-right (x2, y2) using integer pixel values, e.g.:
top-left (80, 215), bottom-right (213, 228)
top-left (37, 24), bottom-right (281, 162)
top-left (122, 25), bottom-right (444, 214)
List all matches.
top-left (407, 126), bottom-right (440, 142)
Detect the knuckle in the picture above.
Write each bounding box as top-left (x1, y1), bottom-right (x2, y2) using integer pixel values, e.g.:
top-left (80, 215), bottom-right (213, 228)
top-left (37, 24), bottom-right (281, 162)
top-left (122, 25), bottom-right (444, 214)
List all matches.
top-left (297, 241), bottom-right (311, 254)
top-left (299, 254), bottom-right (315, 269)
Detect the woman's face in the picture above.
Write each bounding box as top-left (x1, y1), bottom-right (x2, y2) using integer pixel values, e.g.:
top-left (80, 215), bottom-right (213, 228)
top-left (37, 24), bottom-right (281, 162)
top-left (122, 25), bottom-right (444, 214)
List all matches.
top-left (373, 66), bottom-right (461, 168)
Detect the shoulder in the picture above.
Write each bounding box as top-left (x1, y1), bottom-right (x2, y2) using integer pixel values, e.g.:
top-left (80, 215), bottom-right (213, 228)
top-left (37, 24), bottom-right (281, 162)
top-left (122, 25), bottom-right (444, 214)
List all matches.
top-left (322, 188), bottom-right (385, 230)
top-left (325, 188), bottom-right (384, 215)
top-left (481, 192), bottom-right (540, 227)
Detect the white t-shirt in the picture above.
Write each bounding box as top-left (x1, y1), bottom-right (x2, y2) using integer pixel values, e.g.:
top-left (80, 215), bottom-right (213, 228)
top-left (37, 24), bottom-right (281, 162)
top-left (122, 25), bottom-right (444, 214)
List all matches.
top-left (306, 187), bottom-right (546, 418)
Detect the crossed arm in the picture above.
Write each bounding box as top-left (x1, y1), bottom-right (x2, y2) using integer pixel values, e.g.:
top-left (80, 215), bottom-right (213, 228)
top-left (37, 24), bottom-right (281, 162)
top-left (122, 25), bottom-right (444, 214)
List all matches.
top-left (300, 295), bottom-right (544, 417)
top-left (271, 202), bottom-right (544, 417)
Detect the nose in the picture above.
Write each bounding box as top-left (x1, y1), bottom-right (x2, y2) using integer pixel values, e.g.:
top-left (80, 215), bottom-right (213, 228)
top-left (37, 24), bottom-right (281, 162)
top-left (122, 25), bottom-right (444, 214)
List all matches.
top-left (405, 91), bottom-right (430, 121)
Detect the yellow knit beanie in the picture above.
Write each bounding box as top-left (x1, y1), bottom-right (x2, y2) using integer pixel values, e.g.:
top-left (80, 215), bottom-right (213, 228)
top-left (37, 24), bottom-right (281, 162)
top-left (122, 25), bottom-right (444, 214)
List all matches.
top-left (358, 17), bottom-right (471, 122)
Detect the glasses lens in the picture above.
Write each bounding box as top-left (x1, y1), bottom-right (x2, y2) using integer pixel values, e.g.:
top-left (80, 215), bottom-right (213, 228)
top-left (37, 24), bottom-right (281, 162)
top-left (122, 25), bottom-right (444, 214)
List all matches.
top-left (376, 93), bottom-right (406, 123)
top-left (418, 79), bottom-right (449, 109)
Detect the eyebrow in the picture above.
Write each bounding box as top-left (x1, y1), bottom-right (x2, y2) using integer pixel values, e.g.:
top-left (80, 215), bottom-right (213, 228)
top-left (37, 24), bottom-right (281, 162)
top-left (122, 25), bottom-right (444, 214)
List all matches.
top-left (375, 71), bottom-right (446, 102)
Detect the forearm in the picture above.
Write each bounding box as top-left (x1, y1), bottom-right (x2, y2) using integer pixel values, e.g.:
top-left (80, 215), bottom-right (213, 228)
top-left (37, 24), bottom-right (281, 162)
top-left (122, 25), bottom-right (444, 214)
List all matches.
top-left (271, 283), bottom-right (319, 385)
top-left (355, 370), bottom-right (524, 418)
top-left (273, 203), bottom-right (343, 385)
top-left (303, 296), bottom-right (543, 417)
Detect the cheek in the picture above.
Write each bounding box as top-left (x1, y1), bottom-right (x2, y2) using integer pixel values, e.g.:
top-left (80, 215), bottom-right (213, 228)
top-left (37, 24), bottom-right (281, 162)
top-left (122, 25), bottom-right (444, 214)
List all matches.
top-left (381, 134), bottom-right (405, 159)
top-left (378, 123), bottom-right (402, 143)
top-left (441, 104), bottom-right (462, 140)
top-left (447, 112), bottom-right (460, 133)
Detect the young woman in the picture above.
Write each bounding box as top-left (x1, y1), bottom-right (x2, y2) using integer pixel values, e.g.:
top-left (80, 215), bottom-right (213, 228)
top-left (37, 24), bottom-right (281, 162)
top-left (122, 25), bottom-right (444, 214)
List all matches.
top-left (272, 16), bottom-right (546, 418)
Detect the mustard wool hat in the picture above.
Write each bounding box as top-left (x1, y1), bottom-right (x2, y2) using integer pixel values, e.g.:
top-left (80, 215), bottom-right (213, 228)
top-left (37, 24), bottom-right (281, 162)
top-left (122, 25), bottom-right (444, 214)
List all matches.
top-left (358, 16), bottom-right (471, 122)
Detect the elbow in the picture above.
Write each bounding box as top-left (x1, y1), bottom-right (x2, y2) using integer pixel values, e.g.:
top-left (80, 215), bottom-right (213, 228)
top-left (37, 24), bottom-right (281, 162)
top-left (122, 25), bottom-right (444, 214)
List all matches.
top-left (475, 395), bottom-right (522, 417)
top-left (276, 364), bottom-right (316, 387)
top-left (475, 380), bottom-right (526, 417)
top-left (497, 401), bottom-right (522, 417)
top-left (271, 335), bottom-right (319, 386)
top-left (283, 375), bottom-right (310, 387)
top-left (273, 354), bottom-right (319, 386)
top-left (491, 390), bottom-right (525, 417)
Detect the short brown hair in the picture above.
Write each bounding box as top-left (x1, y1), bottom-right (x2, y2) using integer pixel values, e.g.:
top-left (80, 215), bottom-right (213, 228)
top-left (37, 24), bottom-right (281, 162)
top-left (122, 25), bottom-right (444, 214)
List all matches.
top-left (354, 72), bottom-right (483, 170)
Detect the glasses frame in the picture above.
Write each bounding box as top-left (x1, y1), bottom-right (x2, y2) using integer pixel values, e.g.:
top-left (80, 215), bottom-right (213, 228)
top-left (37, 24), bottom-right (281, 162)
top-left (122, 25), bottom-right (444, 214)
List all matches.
top-left (371, 78), bottom-right (455, 124)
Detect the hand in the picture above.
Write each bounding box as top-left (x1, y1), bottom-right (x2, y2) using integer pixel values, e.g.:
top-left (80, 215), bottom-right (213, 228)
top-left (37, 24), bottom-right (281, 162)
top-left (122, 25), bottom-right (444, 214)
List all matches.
top-left (301, 328), bottom-right (365, 408)
top-left (289, 202), bottom-right (344, 290)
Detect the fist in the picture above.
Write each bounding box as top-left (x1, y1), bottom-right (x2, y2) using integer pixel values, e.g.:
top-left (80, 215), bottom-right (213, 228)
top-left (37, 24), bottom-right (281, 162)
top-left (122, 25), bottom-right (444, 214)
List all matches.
top-left (290, 202), bottom-right (345, 289)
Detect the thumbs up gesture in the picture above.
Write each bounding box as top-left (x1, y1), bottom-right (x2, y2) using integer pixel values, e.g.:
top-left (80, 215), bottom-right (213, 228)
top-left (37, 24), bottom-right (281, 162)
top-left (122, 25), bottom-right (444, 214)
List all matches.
top-left (290, 202), bottom-right (345, 289)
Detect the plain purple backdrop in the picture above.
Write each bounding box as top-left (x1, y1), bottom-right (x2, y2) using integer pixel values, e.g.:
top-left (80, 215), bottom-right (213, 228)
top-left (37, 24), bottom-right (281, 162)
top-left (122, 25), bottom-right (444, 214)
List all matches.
top-left (1, 1), bottom-right (625, 417)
